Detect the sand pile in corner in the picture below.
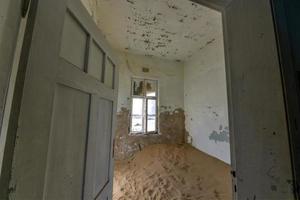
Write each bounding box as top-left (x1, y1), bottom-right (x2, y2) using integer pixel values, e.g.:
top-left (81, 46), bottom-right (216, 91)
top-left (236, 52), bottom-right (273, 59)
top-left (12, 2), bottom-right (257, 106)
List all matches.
top-left (113, 144), bottom-right (232, 200)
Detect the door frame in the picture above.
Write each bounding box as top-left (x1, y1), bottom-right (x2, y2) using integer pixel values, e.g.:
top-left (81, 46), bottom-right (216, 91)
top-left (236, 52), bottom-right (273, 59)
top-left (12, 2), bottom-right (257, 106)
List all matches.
top-left (192, 0), bottom-right (295, 199)
top-left (0, 0), bottom-right (23, 137)
top-left (1, 0), bottom-right (295, 199)
top-left (0, 0), bottom-right (35, 198)
top-left (0, 0), bottom-right (24, 171)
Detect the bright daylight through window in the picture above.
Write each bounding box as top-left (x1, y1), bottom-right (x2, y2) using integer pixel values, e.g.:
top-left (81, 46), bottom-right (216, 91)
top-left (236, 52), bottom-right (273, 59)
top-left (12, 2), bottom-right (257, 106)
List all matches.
top-left (130, 78), bottom-right (158, 134)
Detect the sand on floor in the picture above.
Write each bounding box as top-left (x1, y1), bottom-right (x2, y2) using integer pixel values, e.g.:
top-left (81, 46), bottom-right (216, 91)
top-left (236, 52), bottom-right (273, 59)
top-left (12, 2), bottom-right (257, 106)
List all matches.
top-left (113, 144), bottom-right (232, 200)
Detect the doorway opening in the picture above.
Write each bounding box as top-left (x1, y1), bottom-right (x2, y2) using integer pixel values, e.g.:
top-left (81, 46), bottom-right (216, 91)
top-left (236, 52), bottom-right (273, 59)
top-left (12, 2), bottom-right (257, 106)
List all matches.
top-left (81, 0), bottom-right (233, 199)
top-left (1, 0), bottom-right (297, 199)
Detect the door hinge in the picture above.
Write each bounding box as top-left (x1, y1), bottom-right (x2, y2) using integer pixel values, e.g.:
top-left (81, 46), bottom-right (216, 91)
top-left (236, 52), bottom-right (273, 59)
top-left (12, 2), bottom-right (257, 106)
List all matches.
top-left (22, 0), bottom-right (31, 18)
top-left (231, 171), bottom-right (237, 193)
top-left (231, 170), bottom-right (236, 178)
top-left (112, 139), bottom-right (115, 158)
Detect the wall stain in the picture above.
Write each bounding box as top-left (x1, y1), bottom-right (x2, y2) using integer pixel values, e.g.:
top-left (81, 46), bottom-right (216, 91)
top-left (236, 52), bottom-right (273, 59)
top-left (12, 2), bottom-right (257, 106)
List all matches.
top-left (121, 1), bottom-right (216, 60)
top-left (209, 126), bottom-right (230, 143)
top-left (166, 2), bottom-right (179, 10)
top-left (126, 0), bottom-right (135, 5)
top-left (212, 111), bottom-right (219, 117)
top-left (206, 38), bottom-right (215, 45)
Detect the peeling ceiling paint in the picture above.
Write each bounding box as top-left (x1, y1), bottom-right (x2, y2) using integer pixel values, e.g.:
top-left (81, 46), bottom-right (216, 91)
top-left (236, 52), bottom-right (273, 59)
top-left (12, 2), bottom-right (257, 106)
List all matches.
top-left (81, 0), bottom-right (222, 61)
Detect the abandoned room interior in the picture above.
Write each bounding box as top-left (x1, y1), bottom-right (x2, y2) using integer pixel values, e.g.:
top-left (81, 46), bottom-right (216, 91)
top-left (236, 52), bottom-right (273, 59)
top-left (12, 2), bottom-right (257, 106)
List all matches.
top-left (80, 0), bottom-right (232, 199)
top-left (0, 0), bottom-right (299, 199)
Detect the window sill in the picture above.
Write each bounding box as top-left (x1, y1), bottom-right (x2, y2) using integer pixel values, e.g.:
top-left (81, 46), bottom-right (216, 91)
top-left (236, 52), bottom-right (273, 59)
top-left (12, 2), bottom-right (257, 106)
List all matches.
top-left (129, 132), bottom-right (159, 136)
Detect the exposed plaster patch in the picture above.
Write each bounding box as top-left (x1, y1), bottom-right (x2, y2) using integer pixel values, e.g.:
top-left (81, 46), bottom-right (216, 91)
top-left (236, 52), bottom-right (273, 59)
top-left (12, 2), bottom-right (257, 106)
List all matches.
top-left (114, 107), bottom-right (186, 160)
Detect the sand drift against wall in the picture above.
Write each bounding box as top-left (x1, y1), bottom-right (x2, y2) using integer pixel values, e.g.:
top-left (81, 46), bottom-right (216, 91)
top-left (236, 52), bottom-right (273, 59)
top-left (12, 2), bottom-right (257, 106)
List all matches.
top-left (115, 108), bottom-right (186, 160)
top-left (113, 144), bottom-right (232, 200)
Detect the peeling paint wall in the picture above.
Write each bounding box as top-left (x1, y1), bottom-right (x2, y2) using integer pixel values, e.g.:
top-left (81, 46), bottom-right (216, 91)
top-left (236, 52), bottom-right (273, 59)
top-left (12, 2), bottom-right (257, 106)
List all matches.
top-left (81, 0), bottom-right (221, 61)
top-left (115, 51), bottom-right (185, 160)
top-left (184, 13), bottom-right (230, 164)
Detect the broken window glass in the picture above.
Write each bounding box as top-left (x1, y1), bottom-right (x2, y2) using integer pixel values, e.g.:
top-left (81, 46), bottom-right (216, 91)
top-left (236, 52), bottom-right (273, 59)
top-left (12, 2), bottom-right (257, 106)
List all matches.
top-left (132, 79), bottom-right (144, 96)
top-left (146, 80), bottom-right (157, 97)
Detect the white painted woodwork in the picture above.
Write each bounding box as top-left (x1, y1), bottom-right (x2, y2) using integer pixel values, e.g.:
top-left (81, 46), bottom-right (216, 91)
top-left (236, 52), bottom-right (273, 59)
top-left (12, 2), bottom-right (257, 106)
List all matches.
top-left (88, 41), bottom-right (105, 81)
top-left (84, 97), bottom-right (113, 200)
top-left (60, 12), bottom-right (89, 70)
top-left (9, 0), bottom-right (118, 199)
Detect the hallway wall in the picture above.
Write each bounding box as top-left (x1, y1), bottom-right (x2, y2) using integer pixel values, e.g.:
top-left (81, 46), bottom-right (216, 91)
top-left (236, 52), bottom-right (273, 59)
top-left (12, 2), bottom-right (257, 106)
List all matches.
top-left (184, 16), bottom-right (230, 164)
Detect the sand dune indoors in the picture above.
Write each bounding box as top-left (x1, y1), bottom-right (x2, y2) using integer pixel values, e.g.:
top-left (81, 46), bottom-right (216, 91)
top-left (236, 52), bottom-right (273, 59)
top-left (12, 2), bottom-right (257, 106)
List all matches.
top-left (113, 144), bottom-right (232, 200)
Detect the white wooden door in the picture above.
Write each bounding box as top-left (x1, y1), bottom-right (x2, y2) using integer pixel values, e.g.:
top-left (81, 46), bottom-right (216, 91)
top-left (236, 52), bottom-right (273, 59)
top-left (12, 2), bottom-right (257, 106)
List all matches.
top-left (10, 0), bottom-right (118, 199)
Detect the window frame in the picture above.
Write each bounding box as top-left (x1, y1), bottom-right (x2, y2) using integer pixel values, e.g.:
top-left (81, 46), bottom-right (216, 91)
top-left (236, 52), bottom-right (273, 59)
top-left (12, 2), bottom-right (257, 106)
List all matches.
top-left (130, 78), bottom-right (159, 135)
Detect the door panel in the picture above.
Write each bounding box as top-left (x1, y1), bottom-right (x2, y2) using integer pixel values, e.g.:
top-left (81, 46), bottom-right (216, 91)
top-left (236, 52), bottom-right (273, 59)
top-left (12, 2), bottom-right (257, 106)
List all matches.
top-left (44, 85), bottom-right (90, 200)
top-left (84, 97), bottom-right (113, 200)
top-left (104, 58), bottom-right (115, 89)
top-left (88, 41), bottom-right (105, 81)
top-left (60, 11), bottom-right (89, 70)
top-left (9, 0), bottom-right (118, 199)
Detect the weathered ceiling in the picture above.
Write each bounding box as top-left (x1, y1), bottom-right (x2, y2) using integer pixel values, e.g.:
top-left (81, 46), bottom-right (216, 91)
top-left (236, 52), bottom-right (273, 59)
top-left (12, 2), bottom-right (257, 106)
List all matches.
top-left (81, 0), bottom-right (222, 61)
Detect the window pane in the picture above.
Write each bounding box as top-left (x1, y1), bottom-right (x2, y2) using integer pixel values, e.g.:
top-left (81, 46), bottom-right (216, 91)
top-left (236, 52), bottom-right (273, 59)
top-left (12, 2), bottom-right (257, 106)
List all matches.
top-left (146, 80), bottom-right (157, 97)
top-left (132, 98), bottom-right (143, 115)
top-left (132, 79), bottom-right (144, 96)
top-left (147, 116), bottom-right (156, 132)
top-left (131, 116), bottom-right (143, 132)
top-left (147, 99), bottom-right (156, 115)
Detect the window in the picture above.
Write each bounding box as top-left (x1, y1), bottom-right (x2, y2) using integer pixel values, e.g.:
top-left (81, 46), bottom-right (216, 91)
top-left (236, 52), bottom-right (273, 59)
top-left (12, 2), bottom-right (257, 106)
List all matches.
top-left (130, 78), bottom-right (158, 134)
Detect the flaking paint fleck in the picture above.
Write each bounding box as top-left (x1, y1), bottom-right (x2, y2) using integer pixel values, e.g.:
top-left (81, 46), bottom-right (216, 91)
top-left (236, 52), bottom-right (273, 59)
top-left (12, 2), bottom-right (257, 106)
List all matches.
top-left (82, 0), bottom-right (222, 61)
